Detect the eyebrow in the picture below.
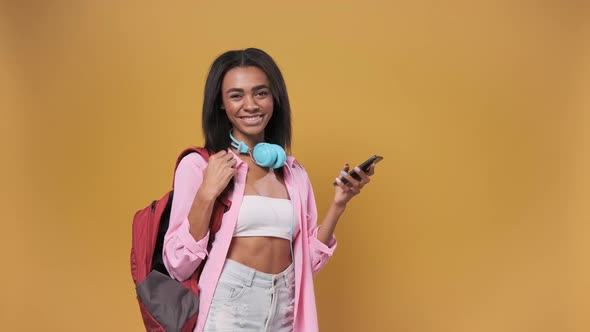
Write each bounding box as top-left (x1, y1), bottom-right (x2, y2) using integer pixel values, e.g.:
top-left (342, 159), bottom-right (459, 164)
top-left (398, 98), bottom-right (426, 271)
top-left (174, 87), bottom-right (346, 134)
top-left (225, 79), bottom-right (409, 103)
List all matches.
top-left (225, 85), bottom-right (270, 94)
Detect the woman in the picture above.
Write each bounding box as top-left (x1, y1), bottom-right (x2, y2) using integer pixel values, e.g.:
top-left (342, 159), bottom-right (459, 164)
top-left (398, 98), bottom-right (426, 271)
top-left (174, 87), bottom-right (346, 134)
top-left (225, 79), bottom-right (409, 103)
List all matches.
top-left (163, 48), bottom-right (376, 332)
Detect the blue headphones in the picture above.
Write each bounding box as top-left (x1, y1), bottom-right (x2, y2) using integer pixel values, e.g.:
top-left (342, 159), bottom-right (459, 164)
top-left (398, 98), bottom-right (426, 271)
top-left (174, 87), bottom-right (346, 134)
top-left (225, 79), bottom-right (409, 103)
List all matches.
top-left (229, 129), bottom-right (287, 169)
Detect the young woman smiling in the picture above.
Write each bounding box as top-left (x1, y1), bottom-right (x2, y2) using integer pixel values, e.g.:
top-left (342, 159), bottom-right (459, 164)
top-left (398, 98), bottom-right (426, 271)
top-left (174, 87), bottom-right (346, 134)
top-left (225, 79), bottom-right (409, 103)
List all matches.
top-left (163, 48), bottom-right (377, 332)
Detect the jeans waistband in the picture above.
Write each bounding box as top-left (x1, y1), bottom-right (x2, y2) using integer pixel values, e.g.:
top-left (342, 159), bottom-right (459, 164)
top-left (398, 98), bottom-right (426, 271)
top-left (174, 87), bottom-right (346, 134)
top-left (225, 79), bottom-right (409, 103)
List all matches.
top-left (222, 259), bottom-right (295, 289)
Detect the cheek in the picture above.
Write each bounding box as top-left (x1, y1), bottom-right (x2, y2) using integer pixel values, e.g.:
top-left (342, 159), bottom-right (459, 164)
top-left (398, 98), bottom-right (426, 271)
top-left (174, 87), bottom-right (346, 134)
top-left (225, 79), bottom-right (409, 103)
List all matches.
top-left (223, 108), bottom-right (239, 126)
top-left (263, 98), bottom-right (274, 112)
top-left (223, 102), bottom-right (240, 116)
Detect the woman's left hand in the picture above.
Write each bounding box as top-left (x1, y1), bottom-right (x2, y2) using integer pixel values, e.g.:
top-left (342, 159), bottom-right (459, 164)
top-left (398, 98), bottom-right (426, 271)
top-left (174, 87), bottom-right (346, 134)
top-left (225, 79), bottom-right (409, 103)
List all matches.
top-left (333, 163), bottom-right (376, 207)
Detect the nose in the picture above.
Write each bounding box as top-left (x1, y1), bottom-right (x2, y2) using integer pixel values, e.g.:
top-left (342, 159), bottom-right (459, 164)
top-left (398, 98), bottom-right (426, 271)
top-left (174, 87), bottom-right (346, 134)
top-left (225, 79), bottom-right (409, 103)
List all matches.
top-left (243, 95), bottom-right (260, 112)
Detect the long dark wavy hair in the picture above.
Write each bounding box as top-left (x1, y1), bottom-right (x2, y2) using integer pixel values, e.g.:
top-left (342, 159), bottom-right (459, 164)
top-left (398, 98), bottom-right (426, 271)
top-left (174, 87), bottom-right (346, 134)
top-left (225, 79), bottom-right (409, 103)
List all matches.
top-left (202, 48), bottom-right (292, 153)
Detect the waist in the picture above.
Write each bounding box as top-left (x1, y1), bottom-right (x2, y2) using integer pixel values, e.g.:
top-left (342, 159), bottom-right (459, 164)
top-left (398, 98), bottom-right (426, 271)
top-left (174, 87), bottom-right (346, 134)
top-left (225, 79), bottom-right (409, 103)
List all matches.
top-left (221, 258), bottom-right (295, 289)
top-left (227, 236), bottom-right (292, 273)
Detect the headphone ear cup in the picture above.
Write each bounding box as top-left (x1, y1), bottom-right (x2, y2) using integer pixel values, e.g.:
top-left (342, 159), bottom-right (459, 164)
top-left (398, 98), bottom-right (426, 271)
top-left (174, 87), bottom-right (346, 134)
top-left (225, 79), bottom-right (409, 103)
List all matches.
top-left (252, 143), bottom-right (286, 169)
top-left (272, 146), bottom-right (287, 169)
top-left (252, 143), bottom-right (277, 168)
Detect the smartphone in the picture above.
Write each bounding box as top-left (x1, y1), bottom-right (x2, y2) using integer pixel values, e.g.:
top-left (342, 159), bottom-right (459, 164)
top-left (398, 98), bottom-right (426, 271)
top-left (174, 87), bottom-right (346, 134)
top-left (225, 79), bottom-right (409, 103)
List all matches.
top-left (333, 155), bottom-right (383, 185)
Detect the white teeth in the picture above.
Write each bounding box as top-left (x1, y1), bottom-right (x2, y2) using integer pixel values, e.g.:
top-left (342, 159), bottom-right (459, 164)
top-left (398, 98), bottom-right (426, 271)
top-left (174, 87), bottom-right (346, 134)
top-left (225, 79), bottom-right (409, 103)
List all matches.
top-left (240, 114), bottom-right (263, 125)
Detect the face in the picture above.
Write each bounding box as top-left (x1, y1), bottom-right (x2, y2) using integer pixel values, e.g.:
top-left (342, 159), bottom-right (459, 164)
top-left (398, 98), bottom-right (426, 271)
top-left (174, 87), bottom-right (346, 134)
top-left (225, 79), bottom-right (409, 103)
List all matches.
top-left (221, 66), bottom-right (274, 145)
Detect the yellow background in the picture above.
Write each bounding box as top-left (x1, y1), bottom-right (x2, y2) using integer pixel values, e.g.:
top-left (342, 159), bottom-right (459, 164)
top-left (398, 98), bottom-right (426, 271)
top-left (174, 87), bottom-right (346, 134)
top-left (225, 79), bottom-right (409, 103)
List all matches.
top-left (1, 1), bottom-right (589, 331)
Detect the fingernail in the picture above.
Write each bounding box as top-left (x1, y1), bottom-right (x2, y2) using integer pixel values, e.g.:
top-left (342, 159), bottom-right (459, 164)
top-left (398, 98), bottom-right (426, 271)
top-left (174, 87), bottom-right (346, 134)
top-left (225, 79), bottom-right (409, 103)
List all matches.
top-left (354, 167), bottom-right (361, 172)
top-left (340, 171), bottom-right (348, 176)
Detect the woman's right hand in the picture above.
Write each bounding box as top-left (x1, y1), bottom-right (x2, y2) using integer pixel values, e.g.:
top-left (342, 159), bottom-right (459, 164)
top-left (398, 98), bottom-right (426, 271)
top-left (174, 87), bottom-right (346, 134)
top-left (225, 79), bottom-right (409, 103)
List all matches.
top-left (198, 150), bottom-right (237, 200)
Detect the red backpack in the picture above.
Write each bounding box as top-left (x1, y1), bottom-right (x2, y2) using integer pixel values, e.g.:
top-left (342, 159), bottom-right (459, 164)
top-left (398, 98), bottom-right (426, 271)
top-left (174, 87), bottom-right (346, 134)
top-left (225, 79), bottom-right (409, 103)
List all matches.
top-left (130, 147), bottom-right (231, 332)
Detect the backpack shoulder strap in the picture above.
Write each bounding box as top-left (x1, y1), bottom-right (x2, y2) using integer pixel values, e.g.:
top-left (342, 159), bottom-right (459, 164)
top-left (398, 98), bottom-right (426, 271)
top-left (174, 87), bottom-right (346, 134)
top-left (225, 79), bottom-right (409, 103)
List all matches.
top-left (175, 147), bottom-right (210, 171)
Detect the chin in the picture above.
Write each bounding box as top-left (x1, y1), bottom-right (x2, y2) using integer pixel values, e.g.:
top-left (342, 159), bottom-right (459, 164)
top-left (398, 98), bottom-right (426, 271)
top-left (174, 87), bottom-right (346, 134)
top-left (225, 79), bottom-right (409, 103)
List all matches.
top-left (234, 125), bottom-right (265, 138)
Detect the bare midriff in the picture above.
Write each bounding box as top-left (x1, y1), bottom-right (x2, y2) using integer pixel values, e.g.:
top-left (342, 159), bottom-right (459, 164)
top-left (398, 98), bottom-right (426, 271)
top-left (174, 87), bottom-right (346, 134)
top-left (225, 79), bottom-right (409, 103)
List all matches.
top-left (227, 237), bottom-right (292, 274)
top-left (227, 157), bottom-right (293, 274)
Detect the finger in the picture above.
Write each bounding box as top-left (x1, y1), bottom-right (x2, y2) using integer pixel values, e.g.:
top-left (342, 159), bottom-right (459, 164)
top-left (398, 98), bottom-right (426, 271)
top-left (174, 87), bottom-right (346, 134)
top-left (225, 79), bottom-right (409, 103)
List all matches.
top-left (227, 158), bottom-right (237, 168)
top-left (334, 177), bottom-right (350, 191)
top-left (337, 164), bottom-right (350, 177)
top-left (346, 175), bottom-right (363, 193)
top-left (217, 153), bottom-right (234, 165)
top-left (341, 172), bottom-right (361, 187)
top-left (210, 150), bottom-right (226, 161)
top-left (334, 164), bottom-right (350, 186)
top-left (341, 163), bottom-right (350, 173)
top-left (214, 150), bottom-right (227, 157)
top-left (337, 170), bottom-right (348, 183)
top-left (354, 166), bottom-right (371, 186)
top-left (367, 164), bottom-right (376, 176)
top-left (226, 167), bottom-right (237, 179)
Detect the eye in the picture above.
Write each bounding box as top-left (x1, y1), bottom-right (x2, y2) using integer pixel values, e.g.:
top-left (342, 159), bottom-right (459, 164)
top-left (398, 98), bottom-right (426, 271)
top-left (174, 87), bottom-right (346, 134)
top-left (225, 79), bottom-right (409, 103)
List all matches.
top-left (229, 94), bottom-right (242, 99)
top-left (256, 90), bottom-right (269, 97)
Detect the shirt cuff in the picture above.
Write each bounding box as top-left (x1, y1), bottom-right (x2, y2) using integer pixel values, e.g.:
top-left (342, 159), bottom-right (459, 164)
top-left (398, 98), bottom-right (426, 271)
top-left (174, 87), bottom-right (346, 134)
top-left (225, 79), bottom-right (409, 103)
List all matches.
top-left (310, 226), bottom-right (337, 255)
top-left (177, 219), bottom-right (210, 259)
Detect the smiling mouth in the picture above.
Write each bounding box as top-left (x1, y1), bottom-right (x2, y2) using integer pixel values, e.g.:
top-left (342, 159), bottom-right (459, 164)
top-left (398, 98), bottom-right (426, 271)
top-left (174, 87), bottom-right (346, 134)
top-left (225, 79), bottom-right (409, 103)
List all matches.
top-left (239, 114), bottom-right (264, 124)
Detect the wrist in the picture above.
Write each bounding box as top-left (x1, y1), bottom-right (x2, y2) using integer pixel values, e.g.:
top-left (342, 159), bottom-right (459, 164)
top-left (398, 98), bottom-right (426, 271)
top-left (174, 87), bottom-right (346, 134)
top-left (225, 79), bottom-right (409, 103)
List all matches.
top-left (330, 201), bottom-right (347, 214)
top-left (196, 187), bottom-right (218, 203)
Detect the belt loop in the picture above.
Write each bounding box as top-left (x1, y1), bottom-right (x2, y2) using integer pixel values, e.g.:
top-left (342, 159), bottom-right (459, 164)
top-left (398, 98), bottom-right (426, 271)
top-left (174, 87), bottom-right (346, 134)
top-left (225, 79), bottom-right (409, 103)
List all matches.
top-left (245, 268), bottom-right (254, 287)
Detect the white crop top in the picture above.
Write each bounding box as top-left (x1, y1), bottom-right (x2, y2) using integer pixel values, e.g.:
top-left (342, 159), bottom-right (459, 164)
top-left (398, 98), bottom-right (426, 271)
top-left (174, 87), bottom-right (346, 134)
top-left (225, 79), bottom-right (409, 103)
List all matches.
top-left (233, 195), bottom-right (299, 240)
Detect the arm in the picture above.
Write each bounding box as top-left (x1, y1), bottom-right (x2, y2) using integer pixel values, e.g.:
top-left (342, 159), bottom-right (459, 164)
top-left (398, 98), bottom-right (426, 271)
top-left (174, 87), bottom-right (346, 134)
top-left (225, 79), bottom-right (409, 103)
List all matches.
top-left (303, 171), bottom-right (338, 276)
top-left (163, 150), bottom-right (236, 281)
top-left (163, 153), bottom-right (211, 281)
top-left (316, 203), bottom-right (345, 245)
top-left (306, 163), bottom-right (376, 275)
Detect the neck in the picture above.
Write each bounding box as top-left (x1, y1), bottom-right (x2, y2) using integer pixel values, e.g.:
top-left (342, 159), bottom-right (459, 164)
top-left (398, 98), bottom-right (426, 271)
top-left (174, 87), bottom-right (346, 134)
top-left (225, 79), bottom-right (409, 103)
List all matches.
top-left (231, 132), bottom-right (264, 150)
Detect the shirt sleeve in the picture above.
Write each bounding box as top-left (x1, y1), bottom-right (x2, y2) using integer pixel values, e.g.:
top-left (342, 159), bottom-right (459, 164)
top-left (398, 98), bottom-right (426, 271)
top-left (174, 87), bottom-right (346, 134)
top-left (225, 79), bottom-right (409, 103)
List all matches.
top-left (163, 153), bottom-right (211, 282)
top-left (302, 167), bottom-right (337, 276)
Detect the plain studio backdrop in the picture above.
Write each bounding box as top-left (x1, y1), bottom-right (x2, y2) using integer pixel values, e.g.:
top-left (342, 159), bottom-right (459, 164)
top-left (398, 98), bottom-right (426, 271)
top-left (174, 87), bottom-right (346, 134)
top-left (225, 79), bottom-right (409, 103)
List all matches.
top-left (1, 1), bottom-right (589, 331)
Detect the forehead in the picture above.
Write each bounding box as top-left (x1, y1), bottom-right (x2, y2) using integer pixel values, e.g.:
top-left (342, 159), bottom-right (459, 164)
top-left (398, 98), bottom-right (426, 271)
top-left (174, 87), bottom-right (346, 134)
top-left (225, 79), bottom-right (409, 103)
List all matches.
top-left (222, 66), bottom-right (269, 90)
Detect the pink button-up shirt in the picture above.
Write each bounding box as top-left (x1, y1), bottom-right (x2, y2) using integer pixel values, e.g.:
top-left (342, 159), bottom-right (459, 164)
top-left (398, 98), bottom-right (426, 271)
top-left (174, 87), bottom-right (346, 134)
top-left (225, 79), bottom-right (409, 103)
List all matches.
top-left (163, 150), bottom-right (337, 332)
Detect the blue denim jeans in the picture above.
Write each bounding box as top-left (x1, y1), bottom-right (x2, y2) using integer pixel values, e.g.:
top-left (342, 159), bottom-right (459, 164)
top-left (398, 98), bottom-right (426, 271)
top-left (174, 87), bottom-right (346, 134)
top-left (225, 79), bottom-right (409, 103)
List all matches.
top-left (203, 259), bottom-right (295, 332)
